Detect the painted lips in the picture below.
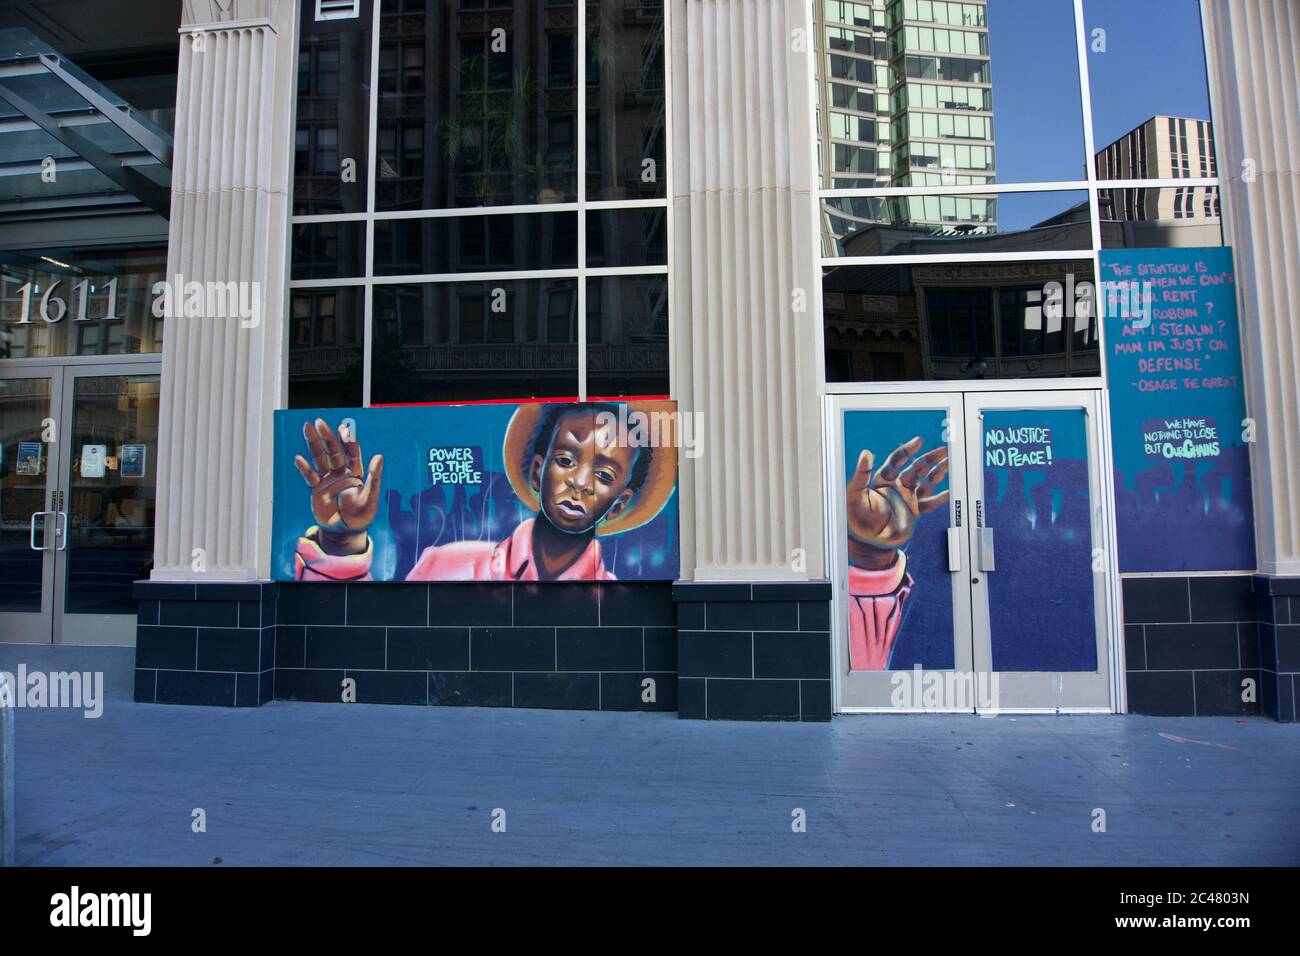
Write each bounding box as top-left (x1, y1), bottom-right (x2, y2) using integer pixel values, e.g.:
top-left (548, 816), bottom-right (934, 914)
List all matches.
top-left (555, 499), bottom-right (587, 518)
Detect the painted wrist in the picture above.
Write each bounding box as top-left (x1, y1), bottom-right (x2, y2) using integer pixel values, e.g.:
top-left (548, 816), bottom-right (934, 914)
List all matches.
top-left (847, 538), bottom-right (901, 571)
top-left (317, 527), bottom-right (369, 556)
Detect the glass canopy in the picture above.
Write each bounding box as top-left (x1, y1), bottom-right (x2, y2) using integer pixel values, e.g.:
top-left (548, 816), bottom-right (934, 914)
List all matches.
top-left (0, 28), bottom-right (173, 225)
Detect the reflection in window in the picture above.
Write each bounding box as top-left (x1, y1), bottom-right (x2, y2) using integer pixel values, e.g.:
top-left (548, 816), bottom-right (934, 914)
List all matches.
top-left (377, 5), bottom-right (578, 210)
top-left (823, 259), bottom-right (1100, 382)
top-left (0, 246), bottom-right (166, 359)
top-left (586, 275), bottom-right (669, 397)
top-left (294, 13), bottom-right (372, 215)
top-left (369, 280), bottom-right (579, 404)
top-left (587, 0), bottom-right (666, 201)
top-left (288, 287), bottom-right (364, 408)
top-left (1085, 0), bottom-right (1212, 159)
top-left (820, 190), bottom-right (1090, 257)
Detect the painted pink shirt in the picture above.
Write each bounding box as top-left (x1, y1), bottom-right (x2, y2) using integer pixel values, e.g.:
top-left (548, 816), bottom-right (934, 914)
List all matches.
top-left (847, 551), bottom-right (912, 671)
top-left (294, 518), bottom-right (616, 582)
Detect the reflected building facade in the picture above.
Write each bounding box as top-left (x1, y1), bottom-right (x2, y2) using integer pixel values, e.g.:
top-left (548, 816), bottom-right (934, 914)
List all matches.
top-left (816, 0), bottom-right (996, 254)
top-left (1097, 114), bottom-right (1222, 248)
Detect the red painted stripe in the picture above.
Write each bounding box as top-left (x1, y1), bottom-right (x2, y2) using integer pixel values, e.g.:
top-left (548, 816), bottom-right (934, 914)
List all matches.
top-left (370, 394), bottom-right (671, 408)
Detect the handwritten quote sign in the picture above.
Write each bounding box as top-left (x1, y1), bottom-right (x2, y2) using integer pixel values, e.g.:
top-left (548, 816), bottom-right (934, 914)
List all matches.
top-left (1101, 248), bottom-right (1254, 572)
top-left (1142, 417), bottom-right (1219, 461)
top-left (427, 446), bottom-right (483, 485)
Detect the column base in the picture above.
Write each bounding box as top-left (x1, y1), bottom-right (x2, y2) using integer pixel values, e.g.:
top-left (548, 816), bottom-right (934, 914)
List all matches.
top-left (673, 580), bottom-right (831, 722)
top-left (133, 581), bottom-right (276, 707)
top-left (1254, 575), bottom-right (1300, 722)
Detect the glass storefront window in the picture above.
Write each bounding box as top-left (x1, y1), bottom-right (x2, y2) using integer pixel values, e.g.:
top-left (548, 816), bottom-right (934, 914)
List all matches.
top-left (289, 0), bottom-right (670, 406)
top-left (288, 286), bottom-right (365, 408)
top-left (0, 246), bottom-right (167, 359)
top-left (294, 2), bottom-right (373, 215)
top-left (370, 279), bottom-right (580, 404)
top-left (817, 0), bottom-right (1220, 385)
top-left (1085, 0), bottom-right (1211, 173)
top-left (821, 190), bottom-right (1091, 258)
top-left (823, 258), bottom-right (1101, 382)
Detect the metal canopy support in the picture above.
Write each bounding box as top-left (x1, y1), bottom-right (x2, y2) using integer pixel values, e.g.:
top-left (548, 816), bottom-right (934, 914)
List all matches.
top-left (0, 80), bottom-right (171, 218)
top-left (37, 53), bottom-right (174, 168)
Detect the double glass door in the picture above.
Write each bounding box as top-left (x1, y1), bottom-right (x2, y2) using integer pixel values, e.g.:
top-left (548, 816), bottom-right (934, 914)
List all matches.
top-left (828, 389), bottom-right (1117, 714)
top-left (0, 362), bottom-right (159, 644)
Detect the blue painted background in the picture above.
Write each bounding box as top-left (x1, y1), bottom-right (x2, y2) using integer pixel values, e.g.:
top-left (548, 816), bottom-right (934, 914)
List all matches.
top-left (273, 403), bottom-right (679, 582)
top-left (843, 408), bottom-right (955, 671)
top-left (982, 408), bottom-right (1097, 673)
top-left (1100, 247), bottom-right (1255, 573)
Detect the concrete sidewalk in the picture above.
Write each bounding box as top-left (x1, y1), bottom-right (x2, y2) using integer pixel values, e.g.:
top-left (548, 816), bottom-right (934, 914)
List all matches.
top-left (2, 644), bottom-right (1297, 866)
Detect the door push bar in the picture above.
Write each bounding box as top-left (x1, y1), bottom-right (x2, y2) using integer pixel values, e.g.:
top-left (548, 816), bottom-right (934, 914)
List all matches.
top-left (28, 511), bottom-right (68, 551)
top-left (29, 511), bottom-right (53, 550)
top-left (947, 499), bottom-right (962, 572)
top-left (975, 499), bottom-right (995, 572)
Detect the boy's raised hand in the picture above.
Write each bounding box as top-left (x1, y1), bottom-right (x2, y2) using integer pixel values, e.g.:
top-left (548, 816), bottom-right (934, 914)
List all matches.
top-left (846, 436), bottom-right (949, 560)
top-left (294, 418), bottom-right (385, 533)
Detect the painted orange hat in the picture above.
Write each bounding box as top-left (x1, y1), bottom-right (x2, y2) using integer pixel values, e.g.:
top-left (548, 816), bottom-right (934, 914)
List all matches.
top-left (502, 400), bottom-right (679, 536)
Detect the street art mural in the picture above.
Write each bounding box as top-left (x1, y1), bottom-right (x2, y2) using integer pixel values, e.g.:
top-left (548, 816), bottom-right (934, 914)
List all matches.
top-left (273, 401), bottom-right (680, 582)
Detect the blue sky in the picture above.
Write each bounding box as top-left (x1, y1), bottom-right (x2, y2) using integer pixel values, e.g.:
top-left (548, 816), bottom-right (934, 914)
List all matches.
top-left (982, 0), bottom-right (1211, 229)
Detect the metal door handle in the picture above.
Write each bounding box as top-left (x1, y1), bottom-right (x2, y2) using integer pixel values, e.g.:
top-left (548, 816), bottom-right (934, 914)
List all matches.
top-left (947, 527), bottom-right (961, 571)
top-left (978, 528), bottom-right (996, 571)
top-left (56, 511), bottom-right (69, 551)
top-left (29, 511), bottom-right (53, 550)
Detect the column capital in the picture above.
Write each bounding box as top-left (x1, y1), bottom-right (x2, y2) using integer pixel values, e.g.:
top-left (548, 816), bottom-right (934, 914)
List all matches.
top-left (182, 0), bottom-right (281, 31)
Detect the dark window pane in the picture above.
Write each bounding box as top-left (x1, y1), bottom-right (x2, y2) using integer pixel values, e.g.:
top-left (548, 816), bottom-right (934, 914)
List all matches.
top-left (291, 220), bottom-right (367, 279)
top-left (294, 6), bottom-right (372, 215)
top-left (822, 258), bottom-right (1100, 381)
top-left (373, 212), bottom-right (578, 275)
top-left (586, 0), bottom-right (666, 200)
top-left (586, 274), bottom-right (669, 397)
top-left (377, 6), bottom-right (577, 210)
top-left (288, 287), bottom-right (364, 407)
top-left (370, 280), bottom-right (579, 403)
top-left (586, 207), bottom-right (667, 267)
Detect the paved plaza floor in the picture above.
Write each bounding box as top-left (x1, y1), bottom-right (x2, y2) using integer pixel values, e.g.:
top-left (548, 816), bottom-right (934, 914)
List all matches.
top-left (3, 644), bottom-right (1297, 866)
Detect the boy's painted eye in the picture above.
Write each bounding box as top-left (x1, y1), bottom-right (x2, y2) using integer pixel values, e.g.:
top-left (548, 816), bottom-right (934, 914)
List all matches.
top-left (554, 453), bottom-right (575, 467)
top-left (596, 469), bottom-right (615, 484)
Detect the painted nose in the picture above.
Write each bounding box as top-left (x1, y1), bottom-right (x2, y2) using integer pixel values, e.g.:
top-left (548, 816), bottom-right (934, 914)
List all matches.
top-left (568, 468), bottom-right (594, 495)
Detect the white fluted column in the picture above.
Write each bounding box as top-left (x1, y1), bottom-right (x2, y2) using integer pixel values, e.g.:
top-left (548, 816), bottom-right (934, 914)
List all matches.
top-left (670, 0), bottom-right (825, 581)
top-left (1204, 0), bottom-right (1300, 576)
top-left (151, 0), bottom-right (298, 580)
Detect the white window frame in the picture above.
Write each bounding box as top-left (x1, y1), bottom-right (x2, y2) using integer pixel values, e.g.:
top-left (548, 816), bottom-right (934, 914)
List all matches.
top-left (289, 0), bottom-right (673, 405)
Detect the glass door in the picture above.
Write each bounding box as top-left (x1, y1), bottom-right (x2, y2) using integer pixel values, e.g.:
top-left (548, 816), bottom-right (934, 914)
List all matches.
top-left (0, 369), bottom-right (60, 643)
top-left (52, 365), bottom-right (160, 644)
top-left (962, 390), bottom-right (1113, 713)
top-left (829, 393), bottom-right (973, 711)
top-left (829, 388), bottom-right (1117, 714)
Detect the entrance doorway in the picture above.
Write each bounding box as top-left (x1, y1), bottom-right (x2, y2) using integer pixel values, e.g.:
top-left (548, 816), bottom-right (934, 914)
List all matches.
top-left (0, 360), bottom-right (160, 645)
top-left (826, 387), bottom-right (1121, 714)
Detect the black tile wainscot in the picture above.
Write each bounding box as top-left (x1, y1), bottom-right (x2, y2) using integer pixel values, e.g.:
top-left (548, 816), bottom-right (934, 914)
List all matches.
top-left (134, 581), bottom-right (277, 707)
top-left (136, 580), bottom-right (679, 712)
top-left (1122, 574), bottom-right (1286, 719)
top-left (673, 580), bottom-right (831, 722)
top-left (1254, 575), bottom-right (1300, 722)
